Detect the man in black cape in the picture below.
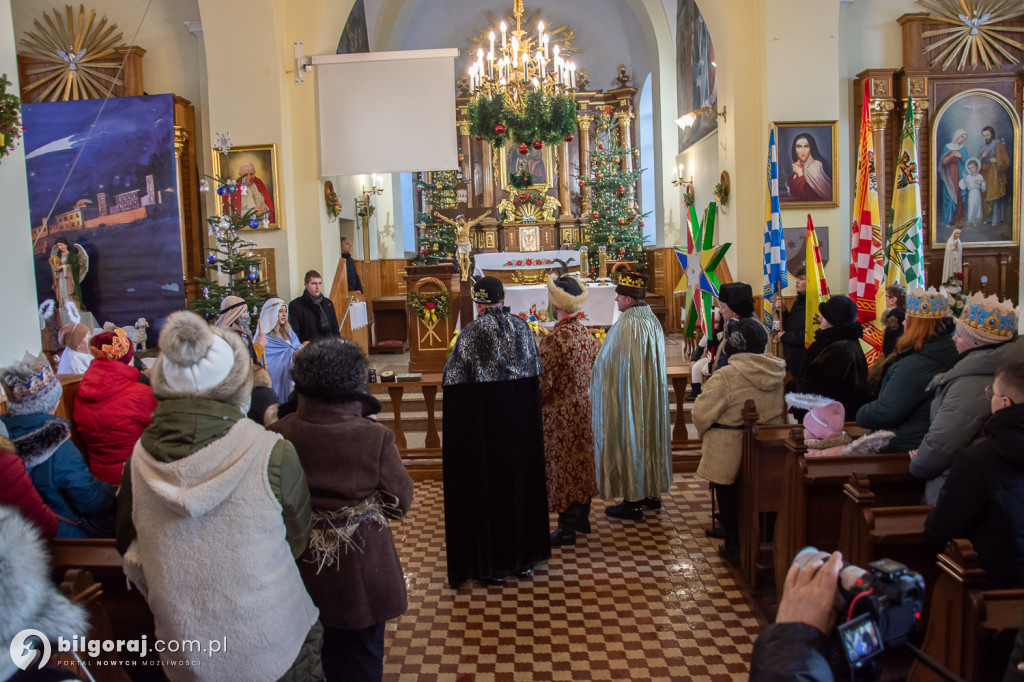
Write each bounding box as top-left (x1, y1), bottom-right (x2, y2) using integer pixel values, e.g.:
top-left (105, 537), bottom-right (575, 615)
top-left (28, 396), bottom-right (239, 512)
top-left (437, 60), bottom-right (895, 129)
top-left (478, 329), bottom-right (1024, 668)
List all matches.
top-left (442, 276), bottom-right (551, 587)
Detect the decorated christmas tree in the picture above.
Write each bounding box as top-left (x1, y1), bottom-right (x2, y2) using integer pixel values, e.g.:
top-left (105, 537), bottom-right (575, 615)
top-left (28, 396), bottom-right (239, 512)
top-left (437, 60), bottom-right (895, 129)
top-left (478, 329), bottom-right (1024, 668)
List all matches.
top-left (578, 144), bottom-right (649, 273)
top-left (411, 171), bottom-right (458, 265)
top-left (189, 209), bottom-right (273, 328)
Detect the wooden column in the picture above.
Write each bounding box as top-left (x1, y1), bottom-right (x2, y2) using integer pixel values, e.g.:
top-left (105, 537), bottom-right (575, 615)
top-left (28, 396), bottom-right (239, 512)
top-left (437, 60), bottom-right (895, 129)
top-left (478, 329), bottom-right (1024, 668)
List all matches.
top-left (616, 107), bottom-right (635, 172)
top-left (459, 120), bottom-right (474, 208)
top-left (558, 140), bottom-right (571, 217)
top-left (855, 70), bottom-right (897, 243)
top-left (577, 115), bottom-right (593, 212)
top-left (482, 142), bottom-right (495, 207)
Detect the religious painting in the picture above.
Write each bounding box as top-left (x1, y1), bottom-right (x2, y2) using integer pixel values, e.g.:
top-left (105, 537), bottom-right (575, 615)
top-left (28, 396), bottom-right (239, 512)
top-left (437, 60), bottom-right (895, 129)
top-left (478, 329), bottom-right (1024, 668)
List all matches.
top-left (775, 122), bottom-right (839, 208)
top-left (499, 142), bottom-right (554, 193)
top-left (783, 226), bottom-right (830, 276)
top-left (677, 0), bottom-right (717, 151)
top-left (211, 144), bottom-right (282, 229)
top-left (930, 88), bottom-right (1019, 247)
top-left (23, 94), bottom-right (185, 342)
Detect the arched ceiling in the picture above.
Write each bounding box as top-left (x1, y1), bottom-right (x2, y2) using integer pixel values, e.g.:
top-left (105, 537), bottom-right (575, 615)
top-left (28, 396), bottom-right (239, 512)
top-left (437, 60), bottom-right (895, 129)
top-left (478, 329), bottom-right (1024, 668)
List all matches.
top-left (368, 0), bottom-right (659, 94)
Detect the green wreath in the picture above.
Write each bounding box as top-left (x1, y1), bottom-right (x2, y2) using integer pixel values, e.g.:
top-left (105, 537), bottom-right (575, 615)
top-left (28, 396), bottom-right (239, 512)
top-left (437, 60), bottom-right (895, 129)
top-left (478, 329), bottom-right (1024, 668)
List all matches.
top-left (0, 74), bottom-right (23, 161)
top-left (409, 289), bottom-right (450, 324)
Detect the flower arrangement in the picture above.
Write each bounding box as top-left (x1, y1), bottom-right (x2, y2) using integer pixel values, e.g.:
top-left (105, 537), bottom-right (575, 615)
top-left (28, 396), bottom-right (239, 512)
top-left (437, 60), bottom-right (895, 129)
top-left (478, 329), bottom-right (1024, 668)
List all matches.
top-left (0, 74), bottom-right (23, 162)
top-left (592, 327), bottom-right (607, 344)
top-left (325, 187), bottom-right (341, 221)
top-left (409, 289), bottom-right (450, 324)
top-left (502, 257), bottom-right (558, 267)
top-left (683, 184), bottom-right (695, 207)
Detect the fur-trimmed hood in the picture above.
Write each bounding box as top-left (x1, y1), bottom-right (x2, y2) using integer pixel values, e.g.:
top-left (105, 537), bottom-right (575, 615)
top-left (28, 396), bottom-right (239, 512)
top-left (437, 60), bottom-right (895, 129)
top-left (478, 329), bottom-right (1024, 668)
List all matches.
top-left (546, 273), bottom-right (589, 314)
top-left (0, 505), bottom-right (88, 680)
top-left (0, 416), bottom-right (71, 470)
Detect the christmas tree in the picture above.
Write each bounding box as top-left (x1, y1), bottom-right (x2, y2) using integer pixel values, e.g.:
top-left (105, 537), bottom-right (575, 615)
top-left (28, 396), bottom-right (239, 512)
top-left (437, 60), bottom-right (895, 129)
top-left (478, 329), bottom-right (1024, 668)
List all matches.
top-left (577, 144), bottom-right (649, 273)
top-left (411, 171), bottom-right (458, 265)
top-left (189, 207), bottom-right (274, 328)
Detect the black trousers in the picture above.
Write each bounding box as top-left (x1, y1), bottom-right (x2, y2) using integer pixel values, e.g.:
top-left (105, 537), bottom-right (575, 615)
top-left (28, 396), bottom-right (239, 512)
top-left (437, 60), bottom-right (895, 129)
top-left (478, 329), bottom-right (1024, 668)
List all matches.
top-left (711, 481), bottom-right (739, 539)
top-left (322, 622), bottom-right (386, 682)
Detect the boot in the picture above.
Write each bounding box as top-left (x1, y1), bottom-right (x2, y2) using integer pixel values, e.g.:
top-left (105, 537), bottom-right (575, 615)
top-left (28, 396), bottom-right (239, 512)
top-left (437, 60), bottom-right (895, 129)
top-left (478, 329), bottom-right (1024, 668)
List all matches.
top-left (605, 499), bottom-right (643, 520)
top-left (685, 383), bottom-right (702, 402)
top-left (641, 497), bottom-right (662, 510)
top-left (574, 500), bottom-right (592, 534)
top-left (718, 532), bottom-right (740, 566)
top-left (550, 528), bottom-right (576, 546)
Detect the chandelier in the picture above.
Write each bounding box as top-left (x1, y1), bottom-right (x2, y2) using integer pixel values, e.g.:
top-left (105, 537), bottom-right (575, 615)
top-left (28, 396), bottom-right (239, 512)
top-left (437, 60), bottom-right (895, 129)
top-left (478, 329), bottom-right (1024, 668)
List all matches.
top-left (466, 0), bottom-right (579, 150)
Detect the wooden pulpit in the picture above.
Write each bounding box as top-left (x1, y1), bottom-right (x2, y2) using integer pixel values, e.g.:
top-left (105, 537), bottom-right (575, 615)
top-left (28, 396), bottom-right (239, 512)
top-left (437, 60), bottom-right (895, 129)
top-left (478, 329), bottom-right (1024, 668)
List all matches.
top-left (331, 257), bottom-right (369, 354)
top-left (405, 264), bottom-right (460, 372)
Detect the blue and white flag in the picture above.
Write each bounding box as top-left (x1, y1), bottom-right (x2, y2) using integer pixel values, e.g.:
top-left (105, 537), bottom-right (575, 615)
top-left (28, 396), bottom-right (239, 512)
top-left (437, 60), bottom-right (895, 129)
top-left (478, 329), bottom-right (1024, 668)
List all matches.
top-left (763, 127), bottom-right (788, 329)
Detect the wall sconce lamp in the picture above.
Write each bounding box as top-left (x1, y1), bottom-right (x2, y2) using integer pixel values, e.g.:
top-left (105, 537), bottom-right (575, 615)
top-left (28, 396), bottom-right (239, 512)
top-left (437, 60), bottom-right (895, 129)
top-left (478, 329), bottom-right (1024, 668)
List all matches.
top-left (362, 173), bottom-right (384, 196)
top-left (670, 163), bottom-right (693, 190)
top-left (354, 174), bottom-right (384, 263)
top-left (675, 105), bottom-right (727, 130)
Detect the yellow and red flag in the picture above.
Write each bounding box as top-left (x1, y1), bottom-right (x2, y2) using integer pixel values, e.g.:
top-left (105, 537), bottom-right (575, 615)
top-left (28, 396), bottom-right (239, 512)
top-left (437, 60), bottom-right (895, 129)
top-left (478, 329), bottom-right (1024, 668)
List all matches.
top-left (849, 79), bottom-right (886, 364)
top-left (805, 214), bottom-right (830, 349)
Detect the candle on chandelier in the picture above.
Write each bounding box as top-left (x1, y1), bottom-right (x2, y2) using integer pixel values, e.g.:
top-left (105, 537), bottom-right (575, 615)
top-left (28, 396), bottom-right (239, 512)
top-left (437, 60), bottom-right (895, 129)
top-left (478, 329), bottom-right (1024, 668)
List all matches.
top-left (500, 21), bottom-right (507, 48)
top-left (538, 20), bottom-right (544, 44)
top-left (543, 34), bottom-right (549, 60)
top-left (511, 37), bottom-right (519, 66)
top-left (488, 50), bottom-right (494, 79)
top-left (489, 31), bottom-right (495, 56)
top-left (569, 62), bottom-right (576, 89)
top-left (538, 51), bottom-right (545, 80)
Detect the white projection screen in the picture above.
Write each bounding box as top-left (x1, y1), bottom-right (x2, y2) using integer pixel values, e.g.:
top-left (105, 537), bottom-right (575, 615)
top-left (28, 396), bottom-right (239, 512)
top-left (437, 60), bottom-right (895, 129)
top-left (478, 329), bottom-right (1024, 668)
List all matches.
top-left (313, 49), bottom-right (459, 177)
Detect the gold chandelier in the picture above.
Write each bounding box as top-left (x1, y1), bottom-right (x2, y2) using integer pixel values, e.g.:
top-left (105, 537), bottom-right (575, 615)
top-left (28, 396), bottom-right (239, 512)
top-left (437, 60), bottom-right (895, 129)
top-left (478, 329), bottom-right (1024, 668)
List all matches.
top-left (466, 0), bottom-right (579, 149)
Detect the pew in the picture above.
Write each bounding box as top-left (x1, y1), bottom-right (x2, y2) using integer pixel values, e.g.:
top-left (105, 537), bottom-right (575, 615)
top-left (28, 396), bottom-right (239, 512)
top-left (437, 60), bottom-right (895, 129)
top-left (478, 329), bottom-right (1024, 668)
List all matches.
top-left (736, 400), bottom-right (795, 590)
top-left (49, 539), bottom-right (161, 678)
top-left (772, 427), bottom-right (920, 597)
top-left (909, 539), bottom-right (1024, 682)
top-left (370, 374), bottom-right (443, 480)
top-left (50, 568), bottom-right (132, 681)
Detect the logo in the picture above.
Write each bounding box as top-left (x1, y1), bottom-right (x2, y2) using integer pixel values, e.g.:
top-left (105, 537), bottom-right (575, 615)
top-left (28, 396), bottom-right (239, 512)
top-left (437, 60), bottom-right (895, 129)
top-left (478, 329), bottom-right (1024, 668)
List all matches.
top-left (10, 629), bottom-right (51, 671)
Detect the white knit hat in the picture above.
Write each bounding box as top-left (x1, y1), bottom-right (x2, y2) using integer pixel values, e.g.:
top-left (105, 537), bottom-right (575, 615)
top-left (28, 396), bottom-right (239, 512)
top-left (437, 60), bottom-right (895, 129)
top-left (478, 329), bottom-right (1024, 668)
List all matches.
top-left (150, 311), bottom-right (252, 409)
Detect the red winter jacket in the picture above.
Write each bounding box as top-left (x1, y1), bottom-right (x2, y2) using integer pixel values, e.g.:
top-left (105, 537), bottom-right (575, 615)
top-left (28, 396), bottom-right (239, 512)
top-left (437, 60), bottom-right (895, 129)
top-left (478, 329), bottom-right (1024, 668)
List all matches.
top-left (74, 360), bottom-right (157, 484)
top-left (0, 437), bottom-right (59, 538)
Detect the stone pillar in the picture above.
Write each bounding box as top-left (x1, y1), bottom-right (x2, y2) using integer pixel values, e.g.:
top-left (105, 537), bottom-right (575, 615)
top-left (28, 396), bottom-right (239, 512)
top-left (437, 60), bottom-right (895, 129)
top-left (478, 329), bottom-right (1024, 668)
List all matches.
top-left (558, 140), bottom-right (571, 217)
top-left (577, 115), bottom-right (593, 212)
top-left (482, 142), bottom-right (495, 207)
top-left (458, 120), bottom-right (473, 208)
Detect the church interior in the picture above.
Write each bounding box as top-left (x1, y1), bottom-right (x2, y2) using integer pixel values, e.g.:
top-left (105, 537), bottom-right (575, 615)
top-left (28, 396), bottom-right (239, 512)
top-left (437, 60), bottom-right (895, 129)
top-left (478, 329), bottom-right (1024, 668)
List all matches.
top-left (2, 0), bottom-right (1024, 680)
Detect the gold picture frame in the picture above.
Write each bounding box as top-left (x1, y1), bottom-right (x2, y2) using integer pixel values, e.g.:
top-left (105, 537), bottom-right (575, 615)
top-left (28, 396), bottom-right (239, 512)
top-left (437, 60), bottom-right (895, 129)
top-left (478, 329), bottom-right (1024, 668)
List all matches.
top-left (774, 121), bottom-right (840, 209)
top-left (929, 88), bottom-right (1020, 248)
top-left (498, 142), bottom-right (554, 193)
top-left (211, 143), bottom-right (282, 230)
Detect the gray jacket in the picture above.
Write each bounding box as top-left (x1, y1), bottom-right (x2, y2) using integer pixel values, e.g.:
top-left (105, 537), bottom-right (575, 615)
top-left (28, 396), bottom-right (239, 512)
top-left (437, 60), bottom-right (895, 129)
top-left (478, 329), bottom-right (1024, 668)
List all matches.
top-left (912, 335), bottom-right (1024, 504)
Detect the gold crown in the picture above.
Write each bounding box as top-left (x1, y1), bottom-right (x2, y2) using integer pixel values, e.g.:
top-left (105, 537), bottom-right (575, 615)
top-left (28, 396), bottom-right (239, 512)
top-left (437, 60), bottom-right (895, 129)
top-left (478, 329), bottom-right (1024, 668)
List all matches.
top-left (619, 274), bottom-right (645, 289)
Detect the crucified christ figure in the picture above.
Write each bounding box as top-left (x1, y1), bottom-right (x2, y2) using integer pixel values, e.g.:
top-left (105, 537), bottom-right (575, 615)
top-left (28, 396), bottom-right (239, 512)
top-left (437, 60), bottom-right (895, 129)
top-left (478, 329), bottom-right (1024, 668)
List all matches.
top-left (435, 212), bottom-right (489, 281)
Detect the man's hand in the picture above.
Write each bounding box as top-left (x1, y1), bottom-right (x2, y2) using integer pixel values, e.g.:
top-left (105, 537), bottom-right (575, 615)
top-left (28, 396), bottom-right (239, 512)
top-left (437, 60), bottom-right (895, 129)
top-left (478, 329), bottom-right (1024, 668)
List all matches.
top-left (776, 551), bottom-right (843, 635)
top-left (908, 449), bottom-right (918, 458)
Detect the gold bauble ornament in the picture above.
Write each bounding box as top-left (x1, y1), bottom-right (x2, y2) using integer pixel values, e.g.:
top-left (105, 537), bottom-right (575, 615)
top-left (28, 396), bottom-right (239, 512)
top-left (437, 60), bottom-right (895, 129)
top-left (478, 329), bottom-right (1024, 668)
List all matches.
top-left (597, 173), bottom-right (603, 179)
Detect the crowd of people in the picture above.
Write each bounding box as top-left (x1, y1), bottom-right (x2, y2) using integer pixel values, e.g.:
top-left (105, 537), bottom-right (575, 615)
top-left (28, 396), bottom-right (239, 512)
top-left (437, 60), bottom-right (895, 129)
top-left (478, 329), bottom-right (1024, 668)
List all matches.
top-left (1, 263), bottom-right (1022, 679)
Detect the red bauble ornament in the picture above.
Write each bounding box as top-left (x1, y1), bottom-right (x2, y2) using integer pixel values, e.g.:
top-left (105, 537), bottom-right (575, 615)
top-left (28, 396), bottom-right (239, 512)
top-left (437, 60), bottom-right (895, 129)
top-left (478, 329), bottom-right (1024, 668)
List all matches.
top-left (593, 213), bottom-right (599, 219)
top-left (640, 221), bottom-right (645, 227)
top-left (474, 135), bottom-right (482, 141)
top-left (537, 199), bottom-right (543, 206)
top-left (417, 187), bottom-right (423, 193)
top-left (495, 124), bottom-right (506, 134)
top-left (619, 186), bottom-right (625, 193)
top-left (619, 248), bottom-right (626, 254)
top-left (533, 140), bottom-right (542, 150)
top-left (565, 134), bottom-right (574, 142)
top-left (518, 143), bottom-right (529, 155)
top-left (598, 144), bottom-right (604, 149)
top-left (618, 219), bottom-right (625, 225)
top-left (578, 181), bottom-right (585, 188)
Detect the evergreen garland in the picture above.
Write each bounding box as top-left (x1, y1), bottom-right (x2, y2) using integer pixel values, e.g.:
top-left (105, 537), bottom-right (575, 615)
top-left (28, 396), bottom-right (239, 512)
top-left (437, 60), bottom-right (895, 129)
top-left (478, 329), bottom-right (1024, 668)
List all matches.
top-left (467, 90), bottom-right (577, 147)
top-left (0, 74), bottom-right (23, 161)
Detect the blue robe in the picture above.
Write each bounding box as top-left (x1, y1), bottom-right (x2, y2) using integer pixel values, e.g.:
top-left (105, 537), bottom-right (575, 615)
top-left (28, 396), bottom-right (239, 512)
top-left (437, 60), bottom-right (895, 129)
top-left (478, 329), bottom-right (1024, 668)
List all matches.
top-left (264, 329), bottom-right (302, 402)
top-left (591, 304), bottom-right (671, 500)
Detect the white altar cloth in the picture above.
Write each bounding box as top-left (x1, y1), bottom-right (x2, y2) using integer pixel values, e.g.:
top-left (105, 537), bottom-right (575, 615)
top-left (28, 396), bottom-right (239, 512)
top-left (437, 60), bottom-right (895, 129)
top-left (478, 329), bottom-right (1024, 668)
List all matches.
top-left (473, 282), bottom-right (620, 327)
top-left (473, 248), bottom-right (583, 276)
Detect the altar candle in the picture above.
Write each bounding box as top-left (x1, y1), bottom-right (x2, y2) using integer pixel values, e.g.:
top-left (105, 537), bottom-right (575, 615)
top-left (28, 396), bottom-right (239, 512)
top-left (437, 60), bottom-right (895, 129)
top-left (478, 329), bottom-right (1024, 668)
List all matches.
top-left (580, 247), bottom-right (589, 278)
top-left (598, 246), bottom-right (607, 279)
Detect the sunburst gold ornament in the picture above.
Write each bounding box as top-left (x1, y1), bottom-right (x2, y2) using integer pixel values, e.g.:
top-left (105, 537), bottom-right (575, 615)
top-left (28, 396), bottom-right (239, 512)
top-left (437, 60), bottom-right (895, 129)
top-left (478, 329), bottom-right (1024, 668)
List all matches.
top-left (19, 5), bottom-right (127, 101)
top-left (918, 0), bottom-right (1024, 71)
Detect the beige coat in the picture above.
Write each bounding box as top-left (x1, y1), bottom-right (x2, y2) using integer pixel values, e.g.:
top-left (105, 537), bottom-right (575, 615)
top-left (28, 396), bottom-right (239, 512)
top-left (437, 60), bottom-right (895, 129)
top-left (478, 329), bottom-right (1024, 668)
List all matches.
top-left (694, 353), bottom-right (787, 485)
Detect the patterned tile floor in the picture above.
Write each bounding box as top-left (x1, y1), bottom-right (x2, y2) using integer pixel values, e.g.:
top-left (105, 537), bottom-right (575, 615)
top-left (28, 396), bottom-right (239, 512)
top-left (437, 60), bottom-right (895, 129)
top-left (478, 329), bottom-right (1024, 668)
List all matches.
top-left (384, 474), bottom-right (765, 681)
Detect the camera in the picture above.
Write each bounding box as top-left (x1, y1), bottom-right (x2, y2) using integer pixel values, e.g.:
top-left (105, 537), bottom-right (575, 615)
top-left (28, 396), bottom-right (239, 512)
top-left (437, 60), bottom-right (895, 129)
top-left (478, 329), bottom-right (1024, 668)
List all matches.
top-left (792, 547), bottom-right (925, 680)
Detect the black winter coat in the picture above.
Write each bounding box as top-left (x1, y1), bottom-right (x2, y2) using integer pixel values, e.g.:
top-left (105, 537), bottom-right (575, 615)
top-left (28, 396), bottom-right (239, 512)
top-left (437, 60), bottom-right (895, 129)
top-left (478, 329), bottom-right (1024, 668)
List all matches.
top-left (750, 622), bottom-right (832, 681)
top-left (926, 402), bottom-right (1024, 589)
top-left (780, 293), bottom-right (807, 375)
top-left (788, 322), bottom-right (869, 419)
top-left (288, 292), bottom-right (340, 343)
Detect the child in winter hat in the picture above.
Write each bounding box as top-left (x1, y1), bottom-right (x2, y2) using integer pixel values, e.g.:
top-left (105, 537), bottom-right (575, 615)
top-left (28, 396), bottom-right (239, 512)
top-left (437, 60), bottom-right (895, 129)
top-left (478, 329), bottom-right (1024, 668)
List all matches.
top-left (786, 393), bottom-right (894, 458)
top-left (0, 354), bottom-right (62, 416)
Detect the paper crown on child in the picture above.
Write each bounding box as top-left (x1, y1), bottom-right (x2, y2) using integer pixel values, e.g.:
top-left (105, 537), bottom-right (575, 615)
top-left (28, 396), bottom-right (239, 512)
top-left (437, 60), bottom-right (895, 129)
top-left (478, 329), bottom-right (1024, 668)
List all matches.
top-left (0, 353), bottom-right (62, 416)
top-left (957, 292), bottom-right (1017, 345)
top-left (907, 287), bottom-right (950, 319)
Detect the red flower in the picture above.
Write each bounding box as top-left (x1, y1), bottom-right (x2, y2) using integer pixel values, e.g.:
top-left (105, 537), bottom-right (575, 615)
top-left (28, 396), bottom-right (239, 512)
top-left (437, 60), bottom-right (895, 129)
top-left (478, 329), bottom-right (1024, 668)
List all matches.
top-left (955, 273), bottom-right (964, 281)
top-left (425, 301), bottom-right (436, 310)
top-left (516, 260), bottom-right (523, 266)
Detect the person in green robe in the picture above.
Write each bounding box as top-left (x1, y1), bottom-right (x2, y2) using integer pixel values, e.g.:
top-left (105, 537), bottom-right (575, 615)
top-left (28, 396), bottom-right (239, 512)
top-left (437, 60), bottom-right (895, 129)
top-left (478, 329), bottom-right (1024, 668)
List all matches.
top-left (590, 270), bottom-right (671, 520)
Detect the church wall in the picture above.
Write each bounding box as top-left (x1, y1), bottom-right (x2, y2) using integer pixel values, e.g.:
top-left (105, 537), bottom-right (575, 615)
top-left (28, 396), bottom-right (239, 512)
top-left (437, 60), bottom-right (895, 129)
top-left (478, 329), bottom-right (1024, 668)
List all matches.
top-left (0, 0), bottom-right (42, 361)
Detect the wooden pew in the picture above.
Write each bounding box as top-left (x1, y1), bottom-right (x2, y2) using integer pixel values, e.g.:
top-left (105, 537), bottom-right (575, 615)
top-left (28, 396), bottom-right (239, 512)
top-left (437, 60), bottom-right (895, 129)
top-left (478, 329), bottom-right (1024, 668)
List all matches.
top-left (909, 539), bottom-right (1024, 682)
top-left (49, 539), bottom-right (161, 677)
top-left (736, 400), bottom-right (794, 591)
top-left (50, 568), bottom-right (132, 681)
top-left (772, 427), bottom-right (920, 596)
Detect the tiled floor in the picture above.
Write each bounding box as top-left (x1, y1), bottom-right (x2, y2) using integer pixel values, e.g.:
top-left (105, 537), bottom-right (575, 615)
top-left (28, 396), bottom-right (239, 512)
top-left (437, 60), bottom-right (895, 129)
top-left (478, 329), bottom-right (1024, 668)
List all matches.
top-left (384, 474), bottom-right (765, 681)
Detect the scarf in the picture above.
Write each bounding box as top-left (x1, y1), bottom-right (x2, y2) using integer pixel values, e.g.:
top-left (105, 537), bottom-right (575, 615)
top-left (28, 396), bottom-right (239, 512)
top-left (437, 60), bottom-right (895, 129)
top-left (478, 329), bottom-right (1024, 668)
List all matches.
top-left (304, 290), bottom-right (330, 333)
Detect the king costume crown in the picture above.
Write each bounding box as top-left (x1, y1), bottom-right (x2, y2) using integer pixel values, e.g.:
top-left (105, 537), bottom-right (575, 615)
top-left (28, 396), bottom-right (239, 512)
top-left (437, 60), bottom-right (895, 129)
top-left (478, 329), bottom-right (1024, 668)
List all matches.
top-left (618, 273), bottom-right (646, 289)
top-left (958, 292), bottom-right (1017, 340)
top-left (0, 354), bottom-right (59, 405)
top-left (907, 287), bottom-right (949, 319)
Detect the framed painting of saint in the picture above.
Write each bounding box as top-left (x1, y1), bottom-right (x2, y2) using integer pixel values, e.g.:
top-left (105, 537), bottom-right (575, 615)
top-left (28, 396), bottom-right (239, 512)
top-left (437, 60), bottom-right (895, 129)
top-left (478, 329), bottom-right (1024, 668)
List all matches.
top-left (211, 144), bottom-right (282, 230)
top-left (775, 121), bottom-right (839, 209)
top-left (499, 142), bottom-right (554, 193)
top-left (930, 88), bottom-right (1019, 247)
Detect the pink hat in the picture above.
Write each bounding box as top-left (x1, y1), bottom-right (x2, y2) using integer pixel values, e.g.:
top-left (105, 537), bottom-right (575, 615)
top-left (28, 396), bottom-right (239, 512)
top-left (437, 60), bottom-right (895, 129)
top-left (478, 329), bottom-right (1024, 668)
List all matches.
top-left (803, 401), bottom-right (845, 440)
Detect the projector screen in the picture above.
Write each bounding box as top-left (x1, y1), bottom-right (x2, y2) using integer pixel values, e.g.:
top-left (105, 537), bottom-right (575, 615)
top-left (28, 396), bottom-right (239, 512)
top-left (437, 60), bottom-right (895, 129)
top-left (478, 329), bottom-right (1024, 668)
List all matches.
top-left (313, 49), bottom-right (459, 177)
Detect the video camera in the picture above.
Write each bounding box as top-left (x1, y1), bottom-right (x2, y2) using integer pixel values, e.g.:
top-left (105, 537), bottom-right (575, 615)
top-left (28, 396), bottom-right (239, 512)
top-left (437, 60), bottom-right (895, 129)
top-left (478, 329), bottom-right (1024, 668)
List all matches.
top-left (792, 547), bottom-right (926, 680)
